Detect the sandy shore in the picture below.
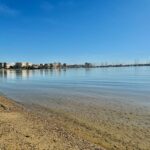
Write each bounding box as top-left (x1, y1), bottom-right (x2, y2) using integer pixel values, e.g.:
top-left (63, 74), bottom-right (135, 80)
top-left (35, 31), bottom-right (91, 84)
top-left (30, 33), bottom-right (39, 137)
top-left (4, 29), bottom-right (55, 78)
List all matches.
top-left (0, 96), bottom-right (103, 150)
top-left (0, 95), bottom-right (150, 150)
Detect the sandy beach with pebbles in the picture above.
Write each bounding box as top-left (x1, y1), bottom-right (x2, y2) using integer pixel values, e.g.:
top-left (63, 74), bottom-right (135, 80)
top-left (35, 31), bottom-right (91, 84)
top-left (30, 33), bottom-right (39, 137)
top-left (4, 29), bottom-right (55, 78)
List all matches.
top-left (0, 96), bottom-right (103, 150)
top-left (0, 95), bottom-right (150, 150)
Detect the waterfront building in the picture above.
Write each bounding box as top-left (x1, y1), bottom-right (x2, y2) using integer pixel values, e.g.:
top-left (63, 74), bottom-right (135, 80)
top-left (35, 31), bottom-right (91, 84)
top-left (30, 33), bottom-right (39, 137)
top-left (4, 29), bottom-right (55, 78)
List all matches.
top-left (0, 63), bottom-right (4, 68)
top-left (4, 63), bottom-right (15, 69)
top-left (39, 64), bottom-right (44, 69)
top-left (53, 63), bottom-right (61, 69)
top-left (15, 62), bottom-right (26, 68)
top-left (15, 62), bottom-right (32, 69)
top-left (26, 63), bottom-right (32, 67)
top-left (32, 64), bottom-right (40, 69)
top-left (85, 62), bottom-right (93, 68)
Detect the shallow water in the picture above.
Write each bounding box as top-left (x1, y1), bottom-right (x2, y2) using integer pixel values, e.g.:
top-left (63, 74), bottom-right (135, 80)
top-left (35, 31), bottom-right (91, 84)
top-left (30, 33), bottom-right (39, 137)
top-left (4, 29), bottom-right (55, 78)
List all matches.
top-left (1, 67), bottom-right (150, 149)
top-left (0, 67), bottom-right (150, 107)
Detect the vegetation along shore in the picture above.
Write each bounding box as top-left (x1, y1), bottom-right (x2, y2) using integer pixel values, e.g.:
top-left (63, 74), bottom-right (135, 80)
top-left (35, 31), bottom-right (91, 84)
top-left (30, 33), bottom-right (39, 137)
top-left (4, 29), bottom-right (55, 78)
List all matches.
top-left (1, 62), bottom-right (150, 70)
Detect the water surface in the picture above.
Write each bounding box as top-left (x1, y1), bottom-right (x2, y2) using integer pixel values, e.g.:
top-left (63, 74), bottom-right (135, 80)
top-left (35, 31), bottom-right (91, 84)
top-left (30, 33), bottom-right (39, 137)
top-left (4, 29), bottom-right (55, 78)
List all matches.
top-left (0, 67), bottom-right (150, 107)
top-left (1, 67), bottom-right (150, 150)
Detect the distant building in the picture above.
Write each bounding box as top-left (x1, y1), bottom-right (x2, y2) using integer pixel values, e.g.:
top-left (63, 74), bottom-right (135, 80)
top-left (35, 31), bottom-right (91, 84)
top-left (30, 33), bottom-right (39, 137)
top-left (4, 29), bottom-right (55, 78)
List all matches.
top-left (85, 62), bottom-right (92, 68)
top-left (4, 63), bottom-right (15, 69)
top-left (0, 63), bottom-right (4, 69)
top-left (15, 62), bottom-right (32, 69)
top-left (15, 62), bottom-right (25, 68)
top-left (53, 63), bottom-right (61, 69)
top-left (39, 64), bottom-right (44, 69)
top-left (32, 64), bottom-right (39, 69)
top-left (26, 63), bottom-right (32, 67)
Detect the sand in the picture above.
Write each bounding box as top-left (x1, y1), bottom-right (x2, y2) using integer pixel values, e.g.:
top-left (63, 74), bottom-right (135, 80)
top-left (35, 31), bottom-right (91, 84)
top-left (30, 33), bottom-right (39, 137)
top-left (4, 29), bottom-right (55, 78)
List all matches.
top-left (0, 95), bottom-right (150, 150)
top-left (0, 96), bottom-right (102, 150)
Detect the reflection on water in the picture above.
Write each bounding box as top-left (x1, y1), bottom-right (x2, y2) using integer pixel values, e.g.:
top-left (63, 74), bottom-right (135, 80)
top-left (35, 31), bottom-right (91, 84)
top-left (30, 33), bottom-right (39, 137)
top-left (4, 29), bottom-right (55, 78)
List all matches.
top-left (0, 69), bottom-right (30, 79)
top-left (0, 67), bottom-right (150, 106)
top-left (0, 69), bottom-right (66, 80)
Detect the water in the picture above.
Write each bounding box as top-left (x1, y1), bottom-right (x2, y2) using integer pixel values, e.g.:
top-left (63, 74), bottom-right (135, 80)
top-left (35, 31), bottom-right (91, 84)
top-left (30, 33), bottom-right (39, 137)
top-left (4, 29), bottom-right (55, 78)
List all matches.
top-left (1, 67), bottom-right (149, 150)
top-left (0, 67), bottom-right (150, 107)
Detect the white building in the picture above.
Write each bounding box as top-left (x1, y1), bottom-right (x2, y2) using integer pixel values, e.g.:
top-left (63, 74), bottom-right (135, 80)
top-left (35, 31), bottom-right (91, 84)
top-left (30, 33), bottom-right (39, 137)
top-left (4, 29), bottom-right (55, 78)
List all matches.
top-left (15, 62), bottom-right (32, 68)
top-left (26, 62), bottom-right (32, 67)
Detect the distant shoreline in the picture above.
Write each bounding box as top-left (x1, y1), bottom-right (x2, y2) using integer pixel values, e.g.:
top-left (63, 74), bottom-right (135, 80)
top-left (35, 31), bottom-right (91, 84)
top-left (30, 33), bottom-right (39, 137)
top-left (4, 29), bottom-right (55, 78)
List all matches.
top-left (0, 63), bottom-right (150, 70)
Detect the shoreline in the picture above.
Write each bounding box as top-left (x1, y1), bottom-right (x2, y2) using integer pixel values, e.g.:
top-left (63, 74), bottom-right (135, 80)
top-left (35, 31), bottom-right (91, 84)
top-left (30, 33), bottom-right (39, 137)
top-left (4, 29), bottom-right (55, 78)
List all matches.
top-left (0, 95), bottom-right (103, 150)
top-left (1, 63), bottom-right (150, 70)
top-left (0, 95), bottom-right (150, 150)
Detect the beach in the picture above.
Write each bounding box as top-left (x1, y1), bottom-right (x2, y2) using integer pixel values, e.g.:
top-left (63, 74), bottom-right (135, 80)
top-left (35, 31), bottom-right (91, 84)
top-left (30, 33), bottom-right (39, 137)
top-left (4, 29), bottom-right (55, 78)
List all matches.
top-left (1, 0), bottom-right (150, 149)
top-left (0, 95), bottom-right (103, 150)
top-left (0, 95), bottom-right (150, 150)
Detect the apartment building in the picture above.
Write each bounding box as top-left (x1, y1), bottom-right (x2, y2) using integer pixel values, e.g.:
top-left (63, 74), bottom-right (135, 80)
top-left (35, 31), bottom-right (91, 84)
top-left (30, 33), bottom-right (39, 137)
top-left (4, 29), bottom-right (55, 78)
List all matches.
top-left (15, 62), bottom-right (32, 68)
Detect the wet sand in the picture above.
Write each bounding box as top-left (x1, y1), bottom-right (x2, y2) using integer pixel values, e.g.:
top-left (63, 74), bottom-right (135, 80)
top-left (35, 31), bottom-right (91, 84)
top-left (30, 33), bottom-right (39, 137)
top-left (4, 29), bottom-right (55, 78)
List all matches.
top-left (0, 95), bottom-right (150, 150)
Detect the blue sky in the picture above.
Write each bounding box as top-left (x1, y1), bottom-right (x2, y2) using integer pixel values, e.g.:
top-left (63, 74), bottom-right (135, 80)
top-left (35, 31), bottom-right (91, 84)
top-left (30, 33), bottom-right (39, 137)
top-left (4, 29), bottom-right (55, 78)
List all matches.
top-left (0, 0), bottom-right (150, 64)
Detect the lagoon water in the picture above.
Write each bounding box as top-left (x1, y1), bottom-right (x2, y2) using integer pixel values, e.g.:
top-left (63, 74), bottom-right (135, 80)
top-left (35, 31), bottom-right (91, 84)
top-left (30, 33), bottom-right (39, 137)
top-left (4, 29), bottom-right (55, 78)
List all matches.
top-left (1, 67), bottom-right (150, 150)
top-left (0, 67), bottom-right (150, 107)
top-left (1, 67), bottom-right (150, 149)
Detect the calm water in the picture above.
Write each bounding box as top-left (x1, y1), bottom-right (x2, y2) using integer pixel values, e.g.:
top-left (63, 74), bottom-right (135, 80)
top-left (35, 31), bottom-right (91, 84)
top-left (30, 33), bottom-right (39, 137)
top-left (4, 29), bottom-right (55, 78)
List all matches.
top-left (0, 67), bottom-right (150, 107)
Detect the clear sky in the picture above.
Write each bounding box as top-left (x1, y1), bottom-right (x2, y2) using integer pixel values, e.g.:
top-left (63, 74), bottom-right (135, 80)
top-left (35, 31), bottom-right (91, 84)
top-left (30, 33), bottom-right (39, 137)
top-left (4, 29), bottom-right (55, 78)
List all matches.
top-left (0, 0), bottom-right (150, 64)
